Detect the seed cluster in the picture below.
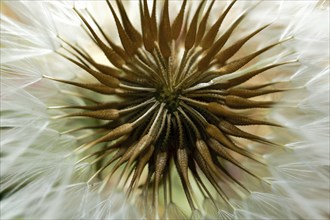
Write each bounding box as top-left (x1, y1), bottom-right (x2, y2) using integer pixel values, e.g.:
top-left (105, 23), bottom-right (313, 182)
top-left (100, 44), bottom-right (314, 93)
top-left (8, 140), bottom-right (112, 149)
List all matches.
top-left (47, 0), bottom-right (294, 218)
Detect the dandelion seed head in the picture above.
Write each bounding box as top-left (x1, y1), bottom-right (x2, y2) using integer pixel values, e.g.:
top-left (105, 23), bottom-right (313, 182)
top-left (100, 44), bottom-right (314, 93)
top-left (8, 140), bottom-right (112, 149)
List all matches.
top-left (1, 0), bottom-right (329, 219)
top-left (43, 0), bottom-right (299, 217)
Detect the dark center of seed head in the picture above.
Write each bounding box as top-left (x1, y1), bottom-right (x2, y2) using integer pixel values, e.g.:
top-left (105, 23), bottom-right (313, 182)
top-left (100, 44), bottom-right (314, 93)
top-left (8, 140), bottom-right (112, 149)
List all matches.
top-left (156, 87), bottom-right (180, 113)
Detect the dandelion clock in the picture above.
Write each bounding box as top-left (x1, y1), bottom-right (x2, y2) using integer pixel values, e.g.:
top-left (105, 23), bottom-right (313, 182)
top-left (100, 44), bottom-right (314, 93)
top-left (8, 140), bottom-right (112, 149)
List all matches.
top-left (1, 1), bottom-right (329, 219)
